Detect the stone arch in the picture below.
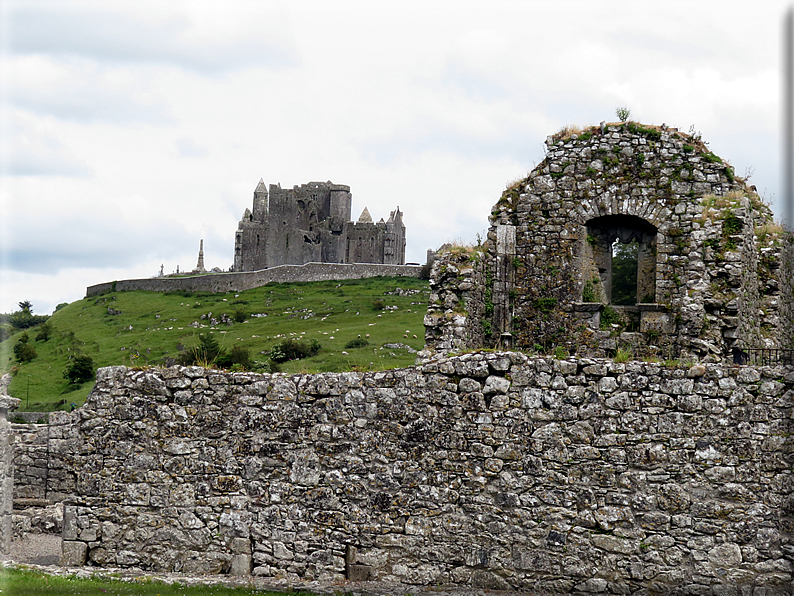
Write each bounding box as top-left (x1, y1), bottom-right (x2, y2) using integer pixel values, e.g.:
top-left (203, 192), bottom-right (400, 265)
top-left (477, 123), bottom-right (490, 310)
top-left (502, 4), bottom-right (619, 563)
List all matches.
top-left (583, 214), bottom-right (657, 305)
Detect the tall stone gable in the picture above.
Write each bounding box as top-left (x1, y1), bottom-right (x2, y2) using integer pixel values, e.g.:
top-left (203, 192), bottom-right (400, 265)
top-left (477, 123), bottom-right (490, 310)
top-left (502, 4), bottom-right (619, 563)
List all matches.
top-left (233, 180), bottom-right (406, 271)
top-left (425, 122), bottom-right (791, 360)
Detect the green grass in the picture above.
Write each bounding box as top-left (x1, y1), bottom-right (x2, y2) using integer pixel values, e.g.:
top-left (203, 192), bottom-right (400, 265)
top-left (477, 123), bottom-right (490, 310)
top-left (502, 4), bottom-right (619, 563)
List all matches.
top-left (0, 566), bottom-right (293, 595)
top-left (0, 276), bottom-right (429, 412)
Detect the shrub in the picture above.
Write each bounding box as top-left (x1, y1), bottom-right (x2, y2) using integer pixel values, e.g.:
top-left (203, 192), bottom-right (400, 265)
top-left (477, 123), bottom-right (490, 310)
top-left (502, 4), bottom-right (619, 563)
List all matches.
top-left (179, 333), bottom-right (223, 366)
top-left (269, 338), bottom-right (321, 363)
top-left (35, 321), bottom-right (52, 342)
top-left (372, 299), bottom-right (385, 311)
top-left (615, 106), bottom-right (631, 122)
top-left (234, 310), bottom-right (248, 323)
top-left (63, 354), bottom-right (94, 384)
top-left (344, 338), bottom-right (370, 349)
top-left (13, 333), bottom-right (36, 362)
top-left (54, 302), bottom-right (69, 312)
top-left (217, 345), bottom-right (252, 370)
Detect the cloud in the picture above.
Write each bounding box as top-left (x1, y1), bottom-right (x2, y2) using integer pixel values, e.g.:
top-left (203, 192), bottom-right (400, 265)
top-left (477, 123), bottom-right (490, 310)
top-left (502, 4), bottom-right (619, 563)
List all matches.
top-left (4, 56), bottom-right (173, 124)
top-left (7, 3), bottom-right (298, 74)
top-left (1, 117), bottom-right (93, 176)
top-left (2, 211), bottom-right (196, 274)
top-left (177, 138), bottom-right (208, 158)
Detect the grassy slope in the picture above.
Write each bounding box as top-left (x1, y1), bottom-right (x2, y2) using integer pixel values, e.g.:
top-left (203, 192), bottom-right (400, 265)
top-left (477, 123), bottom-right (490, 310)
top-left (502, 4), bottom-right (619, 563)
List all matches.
top-left (0, 276), bottom-right (429, 412)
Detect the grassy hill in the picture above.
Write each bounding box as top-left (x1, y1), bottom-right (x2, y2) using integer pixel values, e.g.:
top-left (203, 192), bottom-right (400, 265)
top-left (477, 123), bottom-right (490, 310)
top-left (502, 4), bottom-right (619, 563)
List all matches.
top-left (0, 276), bottom-right (429, 412)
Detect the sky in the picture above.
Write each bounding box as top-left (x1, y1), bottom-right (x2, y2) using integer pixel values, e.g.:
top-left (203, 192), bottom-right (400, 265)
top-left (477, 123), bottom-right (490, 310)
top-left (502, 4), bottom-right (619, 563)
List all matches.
top-left (0, 0), bottom-right (789, 315)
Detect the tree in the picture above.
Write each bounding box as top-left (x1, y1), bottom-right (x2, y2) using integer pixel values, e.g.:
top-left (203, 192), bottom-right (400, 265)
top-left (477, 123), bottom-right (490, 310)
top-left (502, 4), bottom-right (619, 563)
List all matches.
top-left (64, 354), bottom-right (94, 385)
top-left (13, 332), bottom-right (37, 362)
top-left (18, 300), bottom-right (32, 312)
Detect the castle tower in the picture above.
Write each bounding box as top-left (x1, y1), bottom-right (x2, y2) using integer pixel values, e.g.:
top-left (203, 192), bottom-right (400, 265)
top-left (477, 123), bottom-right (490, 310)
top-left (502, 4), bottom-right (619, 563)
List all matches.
top-left (195, 239), bottom-right (206, 273)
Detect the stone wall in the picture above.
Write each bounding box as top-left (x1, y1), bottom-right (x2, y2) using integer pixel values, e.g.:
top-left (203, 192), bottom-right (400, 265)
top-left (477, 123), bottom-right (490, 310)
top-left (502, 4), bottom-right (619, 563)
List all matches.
top-left (63, 359), bottom-right (794, 594)
top-left (12, 412), bottom-right (77, 503)
top-left (0, 375), bottom-right (20, 553)
top-left (86, 262), bottom-right (422, 298)
top-left (423, 249), bottom-right (486, 352)
top-left (462, 122), bottom-right (786, 361)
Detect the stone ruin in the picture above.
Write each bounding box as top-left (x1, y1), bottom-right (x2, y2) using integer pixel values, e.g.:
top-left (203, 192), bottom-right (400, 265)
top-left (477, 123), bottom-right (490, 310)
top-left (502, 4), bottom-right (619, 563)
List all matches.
top-left (425, 122), bottom-right (794, 361)
top-left (233, 180), bottom-right (406, 271)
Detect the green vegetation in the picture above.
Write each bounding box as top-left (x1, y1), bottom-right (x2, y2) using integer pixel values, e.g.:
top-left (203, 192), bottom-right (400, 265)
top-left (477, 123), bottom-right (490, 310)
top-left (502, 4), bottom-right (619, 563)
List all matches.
top-left (613, 347), bottom-right (632, 363)
top-left (0, 566), bottom-right (272, 595)
top-left (600, 306), bottom-right (621, 330)
top-left (0, 276), bottom-right (429, 411)
top-left (615, 106), bottom-right (631, 122)
top-left (611, 240), bottom-right (638, 305)
top-left (63, 353), bottom-right (94, 385)
top-left (533, 297), bottom-right (557, 313)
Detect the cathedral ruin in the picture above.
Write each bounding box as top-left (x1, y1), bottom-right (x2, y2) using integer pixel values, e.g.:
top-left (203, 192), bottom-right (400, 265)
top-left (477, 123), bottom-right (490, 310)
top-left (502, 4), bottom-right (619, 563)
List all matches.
top-left (233, 180), bottom-right (406, 271)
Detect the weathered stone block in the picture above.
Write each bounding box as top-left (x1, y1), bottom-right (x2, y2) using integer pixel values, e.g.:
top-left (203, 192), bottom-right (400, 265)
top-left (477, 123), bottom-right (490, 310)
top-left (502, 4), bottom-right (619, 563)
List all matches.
top-left (60, 540), bottom-right (87, 566)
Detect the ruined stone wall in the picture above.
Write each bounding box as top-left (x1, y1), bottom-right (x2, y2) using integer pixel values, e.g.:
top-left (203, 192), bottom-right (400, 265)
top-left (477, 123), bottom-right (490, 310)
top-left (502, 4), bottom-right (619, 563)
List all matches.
top-left (11, 412), bottom-right (77, 503)
top-left (86, 263), bottom-right (422, 298)
top-left (424, 250), bottom-right (486, 352)
top-left (475, 122), bottom-right (785, 361)
top-left (780, 234), bottom-right (794, 350)
top-left (63, 359), bottom-right (794, 594)
top-left (0, 376), bottom-right (20, 554)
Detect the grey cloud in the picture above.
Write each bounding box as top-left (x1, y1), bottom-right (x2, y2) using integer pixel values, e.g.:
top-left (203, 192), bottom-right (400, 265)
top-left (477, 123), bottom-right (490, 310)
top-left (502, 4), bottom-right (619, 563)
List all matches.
top-left (9, 4), bottom-right (298, 74)
top-left (3, 213), bottom-right (198, 274)
top-left (9, 84), bottom-right (173, 124)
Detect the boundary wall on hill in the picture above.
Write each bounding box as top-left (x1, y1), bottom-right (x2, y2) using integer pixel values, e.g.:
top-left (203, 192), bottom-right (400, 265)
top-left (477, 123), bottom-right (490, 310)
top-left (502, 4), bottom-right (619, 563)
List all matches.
top-left (61, 356), bottom-right (794, 594)
top-left (86, 263), bottom-right (422, 297)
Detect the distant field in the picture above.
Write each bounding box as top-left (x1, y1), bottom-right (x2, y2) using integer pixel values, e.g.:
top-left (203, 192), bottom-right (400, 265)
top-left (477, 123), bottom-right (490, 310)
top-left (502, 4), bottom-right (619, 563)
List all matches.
top-left (0, 276), bottom-right (429, 412)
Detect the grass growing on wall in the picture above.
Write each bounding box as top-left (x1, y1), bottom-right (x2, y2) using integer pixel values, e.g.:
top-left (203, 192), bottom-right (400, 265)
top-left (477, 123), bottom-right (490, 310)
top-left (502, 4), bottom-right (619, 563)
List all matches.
top-left (0, 276), bottom-right (429, 412)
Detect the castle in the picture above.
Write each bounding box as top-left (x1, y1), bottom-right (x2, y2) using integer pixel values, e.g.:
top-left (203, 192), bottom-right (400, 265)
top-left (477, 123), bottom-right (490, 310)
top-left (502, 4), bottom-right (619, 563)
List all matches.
top-left (233, 180), bottom-right (406, 271)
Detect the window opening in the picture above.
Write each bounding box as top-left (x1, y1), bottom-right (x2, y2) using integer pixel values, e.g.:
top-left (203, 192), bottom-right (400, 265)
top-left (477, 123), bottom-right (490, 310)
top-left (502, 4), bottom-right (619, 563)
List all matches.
top-left (611, 239), bottom-right (638, 305)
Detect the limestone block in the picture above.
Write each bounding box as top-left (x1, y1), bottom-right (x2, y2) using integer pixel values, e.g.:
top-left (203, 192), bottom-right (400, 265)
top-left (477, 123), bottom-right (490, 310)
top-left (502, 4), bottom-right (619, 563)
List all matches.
top-left (60, 540), bottom-right (87, 566)
top-left (230, 554), bottom-right (252, 576)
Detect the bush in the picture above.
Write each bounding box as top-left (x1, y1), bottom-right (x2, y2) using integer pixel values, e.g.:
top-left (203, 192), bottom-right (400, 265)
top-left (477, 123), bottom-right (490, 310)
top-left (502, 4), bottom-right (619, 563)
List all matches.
top-left (344, 338), bottom-right (370, 349)
top-left (372, 299), bottom-right (385, 311)
top-left (35, 321), bottom-right (52, 342)
top-left (269, 338), bottom-right (321, 363)
top-left (8, 310), bottom-right (49, 330)
top-left (13, 333), bottom-right (36, 362)
top-left (234, 310), bottom-right (247, 323)
top-left (179, 333), bottom-right (223, 366)
top-left (63, 354), bottom-right (94, 384)
top-left (54, 302), bottom-right (69, 312)
top-left (216, 345), bottom-right (252, 370)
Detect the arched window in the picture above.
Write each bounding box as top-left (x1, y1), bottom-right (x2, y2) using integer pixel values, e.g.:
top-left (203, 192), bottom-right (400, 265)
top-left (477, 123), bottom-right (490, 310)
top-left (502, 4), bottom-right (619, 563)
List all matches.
top-left (584, 215), bottom-right (657, 305)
